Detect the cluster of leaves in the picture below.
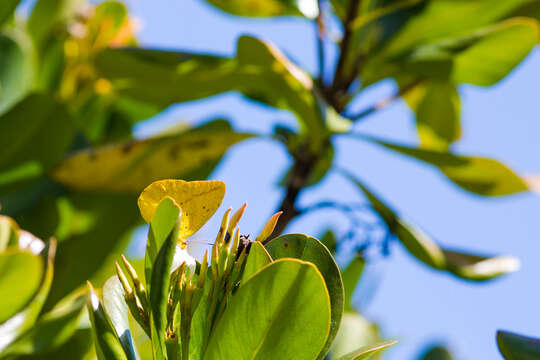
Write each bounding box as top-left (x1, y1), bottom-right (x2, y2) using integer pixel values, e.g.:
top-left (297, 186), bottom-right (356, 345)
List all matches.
top-left (0, 216), bottom-right (89, 359)
top-left (1, 0), bottom-right (537, 304)
top-left (87, 179), bottom-right (396, 360)
top-left (1, 0), bottom-right (540, 358)
top-left (73, 0), bottom-right (539, 281)
top-left (0, 0), bottom-right (250, 313)
top-left (0, 177), bottom-right (536, 359)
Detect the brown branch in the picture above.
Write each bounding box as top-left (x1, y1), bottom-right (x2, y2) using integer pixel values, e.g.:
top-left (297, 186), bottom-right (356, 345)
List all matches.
top-left (266, 147), bottom-right (319, 242)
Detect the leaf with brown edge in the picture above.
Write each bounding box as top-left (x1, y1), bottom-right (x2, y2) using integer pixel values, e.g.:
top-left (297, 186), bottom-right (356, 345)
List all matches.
top-left (51, 120), bottom-right (250, 192)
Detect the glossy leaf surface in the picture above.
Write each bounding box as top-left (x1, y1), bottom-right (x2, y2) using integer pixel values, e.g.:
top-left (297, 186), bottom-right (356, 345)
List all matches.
top-left (265, 234), bottom-right (343, 359)
top-left (204, 259), bottom-right (331, 360)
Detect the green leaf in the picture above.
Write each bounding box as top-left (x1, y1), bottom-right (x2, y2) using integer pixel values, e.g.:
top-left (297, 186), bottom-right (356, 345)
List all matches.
top-left (241, 241), bottom-right (273, 283)
top-left (0, 0), bottom-right (20, 26)
top-left (202, 0), bottom-right (318, 17)
top-left (362, 3), bottom-right (538, 86)
top-left (148, 202), bottom-right (181, 360)
top-left (363, 136), bottom-right (528, 196)
top-left (0, 94), bottom-right (74, 186)
top-left (88, 1), bottom-right (128, 48)
top-left (330, 312), bottom-right (382, 359)
top-left (401, 80), bottom-right (461, 150)
top-left (95, 48), bottom-right (232, 107)
top-left (393, 219), bottom-right (447, 270)
top-left (0, 250), bottom-right (43, 323)
top-left (18, 328), bottom-right (94, 360)
top-left (52, 119), bottom-right (250, 192)
top-left (419, 345), bottom-right (453, 360)
top-left (27, 0), bottom-right (81, 46)
top-left (344, 174), bottom-right (446, 269)
top-left (87, 283), bottom-right (128, 360)
top-left (402, 19), bottom-right (540, 86)
top-left (320, 229), bottom-right (337, 255)
top-left (376, 0), bottom-right (534, 59)
top-left (145, 197), bottom-right (181, 288)
top-left (103, 276), bottom-right (138, 360)
top-left (0, 292), bottom-right (87, 356)
top-left (235, 36), bottom-right (326, 148)
top-left (0, 215), bottom-right (19, 251)
top-left (451, 19), bottom-right (539, 86)
top-left (497, 330), bottom-right (540, 360)
top-left (0, 242), bottom-right (55, 352)
top-left (204, 259), bottom-right (331, 360)
top-left (96, 37), bottom-right (327, 149)
top-left (443, 249), bottom-right (520, 281)
top-left (188, 273), bottom-right (211, 360)
top-left (45, 193), bottom-right (139, 310)
top-left (265, 234), bottom-right (343, 359)
top-left (341, 256), bottom-right (364, 312)
top-left (345, 173), bottom-right (520, 280)
top-left (0, 32), bottom-right (34, 114)
top-left (336, 340), bottom-right (397, 360)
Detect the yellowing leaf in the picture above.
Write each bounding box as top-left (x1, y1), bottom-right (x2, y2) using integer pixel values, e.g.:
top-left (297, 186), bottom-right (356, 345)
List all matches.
top-left (51, 120), bottom-right (251, 192)
top-left (137, 180), bottom-right (225, 239)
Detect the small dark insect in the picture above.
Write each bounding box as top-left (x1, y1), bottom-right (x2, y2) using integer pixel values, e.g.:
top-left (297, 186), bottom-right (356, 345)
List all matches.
top-left (236, 234), bottom-right (252, 260)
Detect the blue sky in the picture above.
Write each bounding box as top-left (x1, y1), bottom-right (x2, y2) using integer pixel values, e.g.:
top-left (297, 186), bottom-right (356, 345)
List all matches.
top-left (125, 0), bottom-right (540, 358)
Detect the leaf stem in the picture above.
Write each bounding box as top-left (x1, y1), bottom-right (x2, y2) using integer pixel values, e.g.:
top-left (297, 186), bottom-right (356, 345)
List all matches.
top-left (346, 79), bottom-right (422, 122)
top-left (315, 0), bottom-right (326, 86)
top-left (330, 0), bottom-right (362, 111)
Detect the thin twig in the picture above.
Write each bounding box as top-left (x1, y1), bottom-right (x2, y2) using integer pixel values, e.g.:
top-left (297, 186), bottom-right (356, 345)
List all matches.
top-left (315, 0), bottom-right (326, 86)
top-left (331, 0), bottom-right (362, 110)
top-left (298, 200), bottom-right (382, 231)
top-left (345, 79), bottom-right (422, 122)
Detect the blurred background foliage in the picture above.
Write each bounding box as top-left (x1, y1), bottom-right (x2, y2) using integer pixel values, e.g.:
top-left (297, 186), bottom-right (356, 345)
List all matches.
top-left (0, 0), bottom-right (539, 358)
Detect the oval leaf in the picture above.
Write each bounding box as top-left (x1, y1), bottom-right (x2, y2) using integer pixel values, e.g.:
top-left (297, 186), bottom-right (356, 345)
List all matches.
top-left (364, 136), bottom-right (528, 196)
top-left (0, 250), bottom-right (43, 323)
top-left (0, 33), bottom-right (33, 114)
top-left (204, 259), bottom-right (331, 360)
top-left (402, 80), bottom-right (461, 150)
top-left (265, 234), bottom-right (343, 359)
top-left (52, 120), bottom-right (249, 192)
top-left (0, 94), bottom-right (73, 186)
top-left (497, 330), bottom-right (540, 360)
top-left (0, 242), bottom-right (55, 352)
